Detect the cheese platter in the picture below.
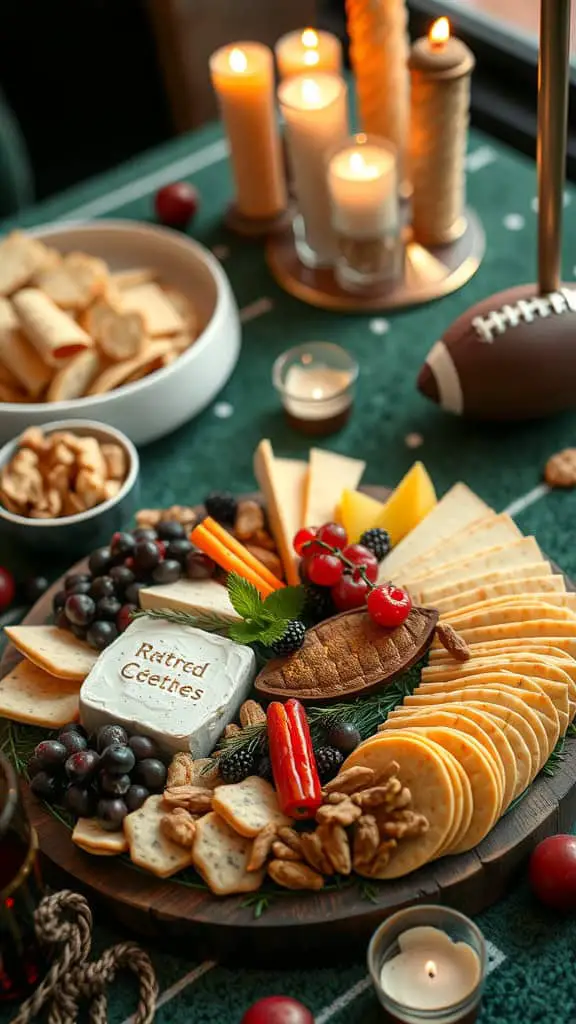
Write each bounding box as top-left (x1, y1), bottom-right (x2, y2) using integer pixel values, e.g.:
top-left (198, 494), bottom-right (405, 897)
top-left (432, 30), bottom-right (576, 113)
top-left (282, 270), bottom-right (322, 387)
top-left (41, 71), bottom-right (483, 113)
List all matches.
top-left (2, 435), bottom-right (576, 963)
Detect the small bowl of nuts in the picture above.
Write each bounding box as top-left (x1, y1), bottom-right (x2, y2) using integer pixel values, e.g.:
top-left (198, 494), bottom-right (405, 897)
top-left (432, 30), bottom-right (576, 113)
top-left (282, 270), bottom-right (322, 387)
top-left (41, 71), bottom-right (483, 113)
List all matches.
top-left (0, 420), bottom-right (140, 556)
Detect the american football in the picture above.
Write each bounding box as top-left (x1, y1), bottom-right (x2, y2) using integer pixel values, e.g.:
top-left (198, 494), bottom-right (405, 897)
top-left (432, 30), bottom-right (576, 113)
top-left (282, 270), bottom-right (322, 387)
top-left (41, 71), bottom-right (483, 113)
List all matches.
top-left (417, 283), bottom-right (576, 420)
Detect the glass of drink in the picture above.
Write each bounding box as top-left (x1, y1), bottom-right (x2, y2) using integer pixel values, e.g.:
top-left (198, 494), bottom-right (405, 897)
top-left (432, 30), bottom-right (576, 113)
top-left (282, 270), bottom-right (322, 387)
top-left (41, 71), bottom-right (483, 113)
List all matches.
top-left (0, 752), bottom-right (46, 1001)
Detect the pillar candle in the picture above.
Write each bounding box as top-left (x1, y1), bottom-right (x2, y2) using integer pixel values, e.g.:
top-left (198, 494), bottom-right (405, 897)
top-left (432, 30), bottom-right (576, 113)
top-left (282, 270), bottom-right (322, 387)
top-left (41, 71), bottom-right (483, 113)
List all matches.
top-left (278, 73), bottom-right (348, 264)
top-left (328, 139), bottom-right (398, 237)
top-left (345, 0), bottom-right (410, 177)
top-left (275, 28), bottom-right (343, 80)
top-left (210, 42), bottom-right (287, 220)
top-left (409, 18), bottom-right (475, 246)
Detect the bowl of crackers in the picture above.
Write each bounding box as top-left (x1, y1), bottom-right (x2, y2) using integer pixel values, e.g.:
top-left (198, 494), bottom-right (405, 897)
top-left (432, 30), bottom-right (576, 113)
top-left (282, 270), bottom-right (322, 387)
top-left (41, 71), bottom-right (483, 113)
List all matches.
top-left (0, 220), bottom-right (241, 445)
top-left (0, 421), bottom-right (140, 555)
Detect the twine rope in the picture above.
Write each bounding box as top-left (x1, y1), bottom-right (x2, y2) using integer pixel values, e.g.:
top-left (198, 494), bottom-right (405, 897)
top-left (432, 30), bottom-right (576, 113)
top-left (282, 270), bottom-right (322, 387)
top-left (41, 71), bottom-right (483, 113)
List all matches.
top-left (10, 890), bottom-right (157, 1024)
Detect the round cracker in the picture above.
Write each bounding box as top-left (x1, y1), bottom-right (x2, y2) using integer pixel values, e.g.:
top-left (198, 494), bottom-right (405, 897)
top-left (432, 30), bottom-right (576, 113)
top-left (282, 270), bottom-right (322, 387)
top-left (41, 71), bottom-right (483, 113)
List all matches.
top-left (343, 734), bottom-right (455, 879)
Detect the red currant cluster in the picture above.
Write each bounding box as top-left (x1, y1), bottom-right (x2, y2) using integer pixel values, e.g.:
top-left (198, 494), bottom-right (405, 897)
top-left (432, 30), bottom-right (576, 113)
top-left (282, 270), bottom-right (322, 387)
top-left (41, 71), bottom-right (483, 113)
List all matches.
top-left (293, 523), bottom-right (412, 628)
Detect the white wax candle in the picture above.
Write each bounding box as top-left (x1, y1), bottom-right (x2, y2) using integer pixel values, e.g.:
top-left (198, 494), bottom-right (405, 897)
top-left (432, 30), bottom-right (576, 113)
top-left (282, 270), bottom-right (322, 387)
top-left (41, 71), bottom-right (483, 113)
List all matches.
top-left (275, 28), bottom-right (343, 80)
top-left (283, 364), bottom-right (352, 421)
top-left (210, 42), bottom-right (287, 220)
top-left (278, 73), bottom-right (348, 263)
top-left (380, 927), bottom-right (482, 1011)
top-left (328, 142), bottom-right (398, 239)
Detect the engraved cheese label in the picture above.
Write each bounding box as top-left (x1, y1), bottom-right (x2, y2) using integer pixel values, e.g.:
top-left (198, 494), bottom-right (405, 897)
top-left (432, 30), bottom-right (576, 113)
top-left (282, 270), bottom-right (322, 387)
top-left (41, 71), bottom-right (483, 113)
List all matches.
top-left (472, 287), bottom-right (576, 343)
top-left (79, 617), bottom-right (256, 757)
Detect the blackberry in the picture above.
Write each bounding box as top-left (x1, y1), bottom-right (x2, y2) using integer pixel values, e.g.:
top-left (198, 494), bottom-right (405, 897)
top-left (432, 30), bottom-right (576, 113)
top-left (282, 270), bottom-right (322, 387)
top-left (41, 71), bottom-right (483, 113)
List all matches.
top-left (204, 491), bottom-right (237, 525)
top-left (270, 620), bottom-right (306, 657)
top-left (314, 746), bottom-right (344, 784)
top-left (219, 748), bottom-right (257, 784)
top-left (302, 583), bottom-right (335, 624)
top-left (256, 754), bottom-right (274, 783)
top-left (359, 528), bottom-right (391, 562)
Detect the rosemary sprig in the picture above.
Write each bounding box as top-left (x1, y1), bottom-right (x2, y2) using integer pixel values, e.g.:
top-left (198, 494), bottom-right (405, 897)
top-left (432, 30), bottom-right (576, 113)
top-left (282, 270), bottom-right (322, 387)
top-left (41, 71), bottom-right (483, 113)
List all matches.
top-left (541, 735), bottom-right (566, 777)
top-left (132, 606), bottom-right (232, 636)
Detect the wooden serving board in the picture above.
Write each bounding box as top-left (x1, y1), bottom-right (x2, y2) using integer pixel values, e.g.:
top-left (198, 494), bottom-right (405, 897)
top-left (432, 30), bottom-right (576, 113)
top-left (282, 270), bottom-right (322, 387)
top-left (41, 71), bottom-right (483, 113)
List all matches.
top-left (3, 488), bottom-right (576, 965)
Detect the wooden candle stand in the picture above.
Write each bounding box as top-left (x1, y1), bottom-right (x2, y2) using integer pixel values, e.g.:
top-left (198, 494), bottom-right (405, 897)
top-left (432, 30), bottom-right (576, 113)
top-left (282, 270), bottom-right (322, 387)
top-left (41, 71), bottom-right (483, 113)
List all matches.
top-left (265, 206), bottom-right (484, 312)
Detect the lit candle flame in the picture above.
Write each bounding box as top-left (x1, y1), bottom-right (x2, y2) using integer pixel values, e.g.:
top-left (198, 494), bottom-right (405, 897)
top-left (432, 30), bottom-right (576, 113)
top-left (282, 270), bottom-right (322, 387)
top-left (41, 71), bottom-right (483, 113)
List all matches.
top-left (229, 47), bottom-right (248, 73)
top-left (429, 17), bottom-right (450, 49)
top-left (301, 28), bottom-right (319, 49)
top-left (303, 49), bottom-right (320, 66)
top-left (301, 78), bottom-right (321, 106)
top-left (425, 961), bottom-right (437, 979)
top-left (347, 150), bottom-right (380, 181)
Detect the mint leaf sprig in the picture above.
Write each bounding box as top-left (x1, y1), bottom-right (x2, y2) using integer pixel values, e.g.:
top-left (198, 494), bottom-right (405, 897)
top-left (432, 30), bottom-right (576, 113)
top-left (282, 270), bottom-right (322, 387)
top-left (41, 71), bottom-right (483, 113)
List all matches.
top-left (226, 573), bottom-right (304, 647)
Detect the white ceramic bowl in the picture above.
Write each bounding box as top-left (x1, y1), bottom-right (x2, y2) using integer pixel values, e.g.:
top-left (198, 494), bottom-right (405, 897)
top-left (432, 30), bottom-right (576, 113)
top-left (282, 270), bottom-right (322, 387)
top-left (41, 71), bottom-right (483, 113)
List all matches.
top-left (0, 220), bottom-right (241, 445)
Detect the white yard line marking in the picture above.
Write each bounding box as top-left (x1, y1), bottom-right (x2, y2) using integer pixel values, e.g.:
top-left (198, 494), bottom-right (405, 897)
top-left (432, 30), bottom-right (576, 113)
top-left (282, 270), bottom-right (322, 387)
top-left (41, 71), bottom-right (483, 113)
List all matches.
top-left (503, 483), bottom-right (550, 519)
top-left (120, 959), bottom-right (217, 1024)
top-left (465, 146), bottom-right (497, 173)
top-left (486, 940), bottom-right (507, 973)
top-left (240, 297), bottom-right (273, 323)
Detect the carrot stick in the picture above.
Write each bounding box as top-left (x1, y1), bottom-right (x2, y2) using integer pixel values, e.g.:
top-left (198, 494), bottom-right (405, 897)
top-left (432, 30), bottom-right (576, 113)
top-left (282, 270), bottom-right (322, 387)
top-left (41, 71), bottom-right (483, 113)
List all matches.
top-left (190, 524), bottom-right (276, 598)
top-left (203, 517), bottom-right (285, 591)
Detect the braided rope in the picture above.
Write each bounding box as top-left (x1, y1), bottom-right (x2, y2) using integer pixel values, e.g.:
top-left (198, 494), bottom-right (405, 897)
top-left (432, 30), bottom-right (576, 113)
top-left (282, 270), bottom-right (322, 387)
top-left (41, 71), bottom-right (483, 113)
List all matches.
top-left (10, 891), bottom-right (157, 1024)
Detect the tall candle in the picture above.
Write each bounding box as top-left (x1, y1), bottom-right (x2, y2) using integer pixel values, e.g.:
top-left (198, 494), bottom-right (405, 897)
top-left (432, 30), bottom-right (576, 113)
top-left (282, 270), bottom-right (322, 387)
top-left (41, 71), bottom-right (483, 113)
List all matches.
top-left (278, 73), bottom-right (348, 265)
top-left (409, 19), bottom-right (475, 246)
top-left (210, 42), bottom-right (287, 221)
top-left (275, 28), bottom-right (343, 80)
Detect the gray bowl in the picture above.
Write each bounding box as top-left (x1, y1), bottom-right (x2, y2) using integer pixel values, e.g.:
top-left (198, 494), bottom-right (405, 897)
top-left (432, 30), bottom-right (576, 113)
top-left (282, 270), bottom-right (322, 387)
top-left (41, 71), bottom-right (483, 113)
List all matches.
top-left (0, 420), bottom-right (140, 558)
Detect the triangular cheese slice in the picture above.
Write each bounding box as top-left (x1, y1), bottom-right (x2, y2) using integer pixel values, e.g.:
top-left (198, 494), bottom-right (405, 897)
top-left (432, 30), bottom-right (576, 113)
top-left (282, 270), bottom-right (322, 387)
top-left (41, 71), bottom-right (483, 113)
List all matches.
top-left (396, 513), bottom-right (520, 579)
top-left (253, 440), bottom-right (307, 586)
top-left (303, 448), bottom-right (365, 528)
top-left (139, 578), bottom-right (241, 620)
top-left (379, 483), bottom-right (492, 582)
top-left (4, 625), bottom-right (98, 681)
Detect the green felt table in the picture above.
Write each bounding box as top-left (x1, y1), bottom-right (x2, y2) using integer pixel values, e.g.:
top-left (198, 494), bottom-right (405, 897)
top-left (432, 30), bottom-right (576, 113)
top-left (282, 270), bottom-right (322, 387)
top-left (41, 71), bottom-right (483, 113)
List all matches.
top-left (2, 119), bottom-right (576, 1024)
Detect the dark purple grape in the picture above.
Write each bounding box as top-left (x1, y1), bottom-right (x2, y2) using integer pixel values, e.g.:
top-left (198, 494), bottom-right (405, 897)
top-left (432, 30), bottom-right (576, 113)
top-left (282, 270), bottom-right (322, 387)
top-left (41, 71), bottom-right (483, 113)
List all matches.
top-left (326, 722), bottom-right (361, 755)
top-left (86, 620), bottom-right (118, 650)
top-left (116, 603), bottom-right (136, 633)
top-left (166, 538), bottom-right (192, 563)
top-left (65, 784), bottom-right (97, 818)
top-left (96, 596), bottom-right (122, 621)
top-left (100, 744), bottom-right (135, 775)
top-left (59, 722), bottom-right (88, 739)
top-left (128, 735), bottom-right (158, 761)
top-left (125, 784), bottom-right (149, 812)
top-left (133, 758), bottom-right (167, 792)
top-left (65, 593), bottom-right (96, 627)
top-left (52, 589), bottom-right (68, 615)
top-left (88, 546), bottom-right (112, 576)
top-left (70, 623), bottom-right (88, 641)
top-left (66, 581), bottom-right (92, 597)
top-left (133, 539), bottom-right (161, 573)
top-left (24, 576), bottom-right (49, 604)
top-left (55, 609), bottom-right (70, 630)
top-left (152, 559), bottom-right (181, 585)
top-left (109, 565), bottom-right (135, 593)
top-left (186, 551), bottom-right (215, 580)
top-left (96, 724), bottom-right (128, 751)
top-left (97, 797), bottom-right (128, 831)
top-left (99, 770), bottom-right (131, 796)
top-left (157, 520), bottom-right (186, 541)
top-left (125, 581), bottom-right (147, 606)
top-left (132, 527), bottom-right (158, 542)
top-left (58, 731), bottom-right (88, 756)
top-left (27, 755), bottom-right (43, 779)
top-left (34, 739), bottom-right (68, 770)
top-left (65, 572), bottom-right (91, 592)
top-left (30, 772), bottom-right (62, 802)
top-left (65, 749), bottom-right (100, 783)
top-left (89, 576), bottom-right (116, 601)
top-left (110, 531), bottom-right (136, 558)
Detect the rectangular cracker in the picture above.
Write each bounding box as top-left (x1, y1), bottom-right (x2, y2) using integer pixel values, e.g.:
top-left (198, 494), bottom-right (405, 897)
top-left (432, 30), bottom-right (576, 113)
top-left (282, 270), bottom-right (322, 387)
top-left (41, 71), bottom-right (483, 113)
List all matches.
top-left (211, 777), bottom-right (292, 838)
top-left (407, 538), bottom-right (543, 593)
top-left (432, 619), bottom-right (576, 647)
top-left (437, 600), bottom-right (576, 632)
top-left (0, 659), bottom-right (79, 726)
top-left (0, 298), bottom-right (52, 397)
top-left (46, 348), bottom-right (101, 401)
top-left (417, 562), bottom-right (553, 606)
top-left (396, 513), bottom-right (520, 579)
top-left (120, 282), bottom-right (184, 336)
top-left (433, 576), bottom-right (566, 615)
top-left (35, 252), bottom-right (108, 311)
top-left (87, 340), bottom-right (171, 394)
top-left (124, 795), bottom-right (193, 878)
top-left (12, 288), bottom-right (92, 365)
top-left (73, 818), bottom-right (128, 854)
top-left (4, 625), bottom-right (98, 681)
top-left (0, 232), bottom-right (52, 295)
top-left (192, 812), bottom-right (266, 895)
top-left (112, 268), bottom-right (157, 290)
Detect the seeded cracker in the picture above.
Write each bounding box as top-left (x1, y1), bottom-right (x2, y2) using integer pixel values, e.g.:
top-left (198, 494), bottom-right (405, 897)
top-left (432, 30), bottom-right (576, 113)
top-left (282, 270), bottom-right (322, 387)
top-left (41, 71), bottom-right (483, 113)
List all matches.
top-left (72, 818), bottom-right (128, 855)
top-left (0, 659), bottom-right (79, 727)
top-left (212, 776), bottom-right (292, 838)
top-left (124, 795), bottom-right (193, 878)
top-left (192, 812), bottom-right (265, 895)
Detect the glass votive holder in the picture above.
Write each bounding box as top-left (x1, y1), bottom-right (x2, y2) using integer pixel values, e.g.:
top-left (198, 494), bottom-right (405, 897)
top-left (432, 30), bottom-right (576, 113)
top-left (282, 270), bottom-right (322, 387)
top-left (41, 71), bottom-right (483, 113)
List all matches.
top-left (327, 133), bottom-right (404, 292)
top-left (272, 341), bottom-right (358, 436)
top-left (368, 906), bottom-right (487, 1024)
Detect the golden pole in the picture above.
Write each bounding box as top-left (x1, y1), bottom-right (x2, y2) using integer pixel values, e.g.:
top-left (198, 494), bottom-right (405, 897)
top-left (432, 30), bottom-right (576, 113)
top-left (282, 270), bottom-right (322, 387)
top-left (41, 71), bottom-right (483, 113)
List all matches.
top-left (537, 0), bottom-right (571, 293)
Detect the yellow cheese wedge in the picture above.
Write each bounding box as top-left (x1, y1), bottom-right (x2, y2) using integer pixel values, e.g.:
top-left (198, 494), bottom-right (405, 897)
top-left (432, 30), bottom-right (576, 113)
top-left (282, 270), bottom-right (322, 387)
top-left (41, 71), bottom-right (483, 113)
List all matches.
top-left (253, 440), bottom-right (307, 586)
top-left (339, 488), bottom-right (385, 542)
top-left (371, 462), bottom-right (437, 550)
top-left (303, 448), bottom-right (365, 528)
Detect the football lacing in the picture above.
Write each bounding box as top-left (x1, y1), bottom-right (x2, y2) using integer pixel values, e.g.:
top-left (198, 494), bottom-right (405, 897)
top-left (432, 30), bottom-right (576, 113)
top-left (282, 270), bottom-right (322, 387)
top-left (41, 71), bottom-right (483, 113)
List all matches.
top-left (471, 287), bottom-right (576, 343)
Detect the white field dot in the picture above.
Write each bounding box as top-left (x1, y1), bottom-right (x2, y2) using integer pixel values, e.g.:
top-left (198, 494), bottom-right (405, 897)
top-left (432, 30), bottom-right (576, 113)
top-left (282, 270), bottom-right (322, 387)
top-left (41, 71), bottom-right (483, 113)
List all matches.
top-left (531, 192), bottom-right (571, 213)
top-left (213, 401), bottom-right (234, 419)
top-left (503, 213), bottom-right (525, 231)
top-left (369, 318), bottom-right (390, 335)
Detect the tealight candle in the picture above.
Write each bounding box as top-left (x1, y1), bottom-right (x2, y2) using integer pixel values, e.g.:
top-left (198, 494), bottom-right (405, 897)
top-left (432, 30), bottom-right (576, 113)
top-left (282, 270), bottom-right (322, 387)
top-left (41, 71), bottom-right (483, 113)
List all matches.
top-left (275, 28), bottom-right (343, 80)
top-left (210, 42), bottom-right (287, 227)
top-left (273, 342), bottom-right (358, 436)
top-left (368, 907), bottom-right (486, 1024)
top-left (278, 73), bottom-right (348, 267)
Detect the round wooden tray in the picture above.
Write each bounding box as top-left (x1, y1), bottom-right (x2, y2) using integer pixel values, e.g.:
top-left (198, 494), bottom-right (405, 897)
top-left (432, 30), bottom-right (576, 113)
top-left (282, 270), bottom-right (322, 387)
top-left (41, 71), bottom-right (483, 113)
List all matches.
top-left (2, 488), bottom-right (576, 964)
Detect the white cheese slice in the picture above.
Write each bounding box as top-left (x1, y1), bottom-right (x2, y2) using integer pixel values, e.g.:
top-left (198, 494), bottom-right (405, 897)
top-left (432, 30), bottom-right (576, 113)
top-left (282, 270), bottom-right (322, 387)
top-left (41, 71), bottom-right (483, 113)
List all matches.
top-left (378, 483), bottom-right (492, 581)
top-left (253, 439), bottom-right (307, 586)
top-left (394, 513), bottom-right (520, 580)
top-left (303, 448), bottom-right (365, 528)
top-left (139, 578), bottom-right (240, 621)
top-left (79, 618), bottom-right (255, 758)
top-left (407, 537), bottom-right (542, 600)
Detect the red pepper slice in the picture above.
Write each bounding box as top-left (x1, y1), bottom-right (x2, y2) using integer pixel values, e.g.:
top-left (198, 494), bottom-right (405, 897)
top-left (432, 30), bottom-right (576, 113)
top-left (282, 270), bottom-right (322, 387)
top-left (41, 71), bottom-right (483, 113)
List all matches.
top-left (267, 698), bottom-right (322, 820)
